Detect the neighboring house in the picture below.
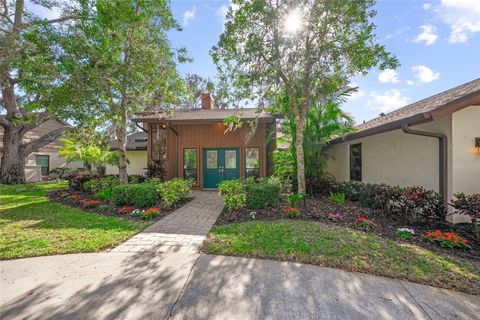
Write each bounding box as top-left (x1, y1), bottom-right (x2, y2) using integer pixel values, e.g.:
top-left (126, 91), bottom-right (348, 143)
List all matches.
top-left (133, 93), bottom-right (277, 189)
top-left (106, 132), bottom-right (148, 176)
top-left (324, 78), bottom-right (480, 223)
top-left (0, 119), bottom-right (82, 182)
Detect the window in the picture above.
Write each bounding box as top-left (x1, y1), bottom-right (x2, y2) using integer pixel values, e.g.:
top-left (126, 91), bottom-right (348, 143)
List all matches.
top-left (245, 147), bottom-right (260, 178)
top-left (206, 150), bottom-right (218, 169)
top-left (225, 150), bottom-right (237, 169)
top-left (36, 155), bottom-right (49, 175)
top-left (183, 149), bottom-right (198, 183)
top-left (349, 143), bottom-right (362, 181)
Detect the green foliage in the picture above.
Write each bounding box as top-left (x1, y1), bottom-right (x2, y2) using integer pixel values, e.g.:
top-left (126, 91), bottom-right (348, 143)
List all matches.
top-left (112, 184), bottom-right (158, 208)
top-left (273, 149), bottom-right (296, 182)
top-left (96, 188), bottom-right (113, 201)
top-left (288, 193), bottom-right (306, 208)
top-left (155, 178), bottom-right (193, 208)
top-left (328, 192), bottom-right (346, 205)
top-left (66, 171), bottom-right (97, 191)
top-left (246, 183), bottom-right (280, 209)
top-left (59, 136), bottom-right (118, 169)
top-left (265, 176), bottom-right (293, 200)
top-left (331, 181), bottom-right (445, 225)
top-left (83, 176), bottom-right (120, 194)
top-left (218, 179), bottom-right (246, 211)
top-left (212, 0), bottom-right (398, 192)
top-left (395, 229), bottom-right (413, 240)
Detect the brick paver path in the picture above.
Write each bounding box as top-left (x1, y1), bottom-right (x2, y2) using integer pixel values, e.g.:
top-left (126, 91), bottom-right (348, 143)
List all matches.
top-left (111, 191), bottom-right (224, 254)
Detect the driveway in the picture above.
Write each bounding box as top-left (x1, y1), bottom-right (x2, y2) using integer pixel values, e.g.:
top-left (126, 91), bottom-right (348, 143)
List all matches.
top-left (1, 191), bottom-right (478, 320)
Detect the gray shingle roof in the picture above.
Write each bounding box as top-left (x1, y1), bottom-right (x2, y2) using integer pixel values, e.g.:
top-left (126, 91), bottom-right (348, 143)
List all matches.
top-left (356, 78), bottom-right (480, 133)
top-left (110, 132), bottom-right (147, 150)
top-left (133, 108), bottom-right (276, 122)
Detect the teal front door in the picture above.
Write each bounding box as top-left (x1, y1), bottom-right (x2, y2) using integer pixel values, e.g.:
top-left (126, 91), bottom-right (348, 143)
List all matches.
top-left (203, 148), bottom-right (240, 188)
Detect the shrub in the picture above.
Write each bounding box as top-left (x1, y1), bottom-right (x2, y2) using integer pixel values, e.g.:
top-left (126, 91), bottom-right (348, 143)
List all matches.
top-left (287, 192), bottom-right (306, 208)
top-left (395, 228), bottom-right (415, 240)
top-left (284, 207), bottom-right (301, 219)
top-left (266, 176), bottom-right (293, 200)
top-left (246, 182), bottom-right (280, 209)
top-left (142, 207), bottom-right (160, 219)
top-left (155, 178), bottom-right (193, 207)
top-left (328, 192), bottom-right (346, 205)
top-left (66, 171), bottom-right (97, 191)
top-left (84, 200), bottom-right (102, 208)
top-left (117, 205), bottom-right (134, 215)
top-left (354, 216), bottom-right (375, 230)
top-left (49, 167), bottom-right (78, 179)
top-left (112, 183), bottom-right (158, 208)
top-left (128, 175), bottom-right (145, 184)
top-left (426, 230), bottom-right (470, 249)
top-left (96, 188), bottom-right (113, 201)
top-left (146, 159), bottom-right (167, 180)
top-left (84, 176), bottom-right (120, 194)
top-left (306, 174), bottom-right (336, 196)
top-left (390, 186), bottom-right (445, 224)
top-left (218, 179), bottom-right (246, 211)
top-left (449, 193), bottom-right (480, 224)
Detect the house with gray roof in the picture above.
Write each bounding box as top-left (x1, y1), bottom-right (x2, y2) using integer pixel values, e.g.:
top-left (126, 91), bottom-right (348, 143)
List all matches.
top-left (324, 78), bottom-right (480, 223)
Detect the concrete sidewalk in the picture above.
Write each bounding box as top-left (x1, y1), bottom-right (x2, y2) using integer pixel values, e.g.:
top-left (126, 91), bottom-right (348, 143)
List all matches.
top-left (170, 254), bottom-right (480, 320)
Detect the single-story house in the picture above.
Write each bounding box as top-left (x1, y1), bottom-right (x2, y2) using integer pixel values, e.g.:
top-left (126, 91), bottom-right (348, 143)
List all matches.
top-left (324, 78), bottom-right (480, 223)
top-left (133, 93), bottom-right (277, 189)
top-left (106, 132), bottom-right (148, 176)
top-left (0, 119), bottom-right (82, 182)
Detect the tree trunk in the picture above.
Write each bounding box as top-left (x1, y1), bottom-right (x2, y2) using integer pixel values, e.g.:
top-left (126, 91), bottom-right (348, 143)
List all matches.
top-left (294, 111), bottom-right (306, 194)
top-left (0, 126), bottom-right (26, 184)
top-left (116, 107), bottom-right (128, 184)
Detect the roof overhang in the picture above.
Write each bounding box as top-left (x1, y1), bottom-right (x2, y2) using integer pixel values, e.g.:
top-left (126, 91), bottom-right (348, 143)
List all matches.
top-left (131, 117), bottom-right (277, 124)
top-left (328, 90), bottom-right (480, 145)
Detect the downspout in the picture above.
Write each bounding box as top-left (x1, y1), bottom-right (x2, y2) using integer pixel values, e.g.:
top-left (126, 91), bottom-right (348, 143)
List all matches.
top-left (168, 122), bottom-right (179, 178)
top-left (401, 122), bottom-right (448, 205)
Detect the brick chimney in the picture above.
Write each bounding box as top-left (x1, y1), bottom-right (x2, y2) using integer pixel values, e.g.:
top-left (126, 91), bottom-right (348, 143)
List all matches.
top-left (201, 92), bottom-right (215, 110)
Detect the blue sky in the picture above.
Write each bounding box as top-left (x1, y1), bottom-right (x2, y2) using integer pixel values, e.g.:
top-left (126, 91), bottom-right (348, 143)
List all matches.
top-left (167, 0), bottom-right (480, 124)
top-left (29, 0), bottom-right (480, 124)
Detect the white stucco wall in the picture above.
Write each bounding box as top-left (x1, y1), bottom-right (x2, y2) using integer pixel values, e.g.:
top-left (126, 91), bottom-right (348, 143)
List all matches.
top-left (105, 150), bottom-right (147, 176)
top-left (325, 116), bottom-right (451, 192)
top-left (450, 105), bottom-right (480, 222)
top-left (324, 105), bottom-right (480, 224)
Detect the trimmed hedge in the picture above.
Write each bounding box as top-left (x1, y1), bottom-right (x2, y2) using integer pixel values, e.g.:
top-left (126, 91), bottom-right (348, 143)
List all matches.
top-left (112, 183), bottom-right (158, 208)
top-left (155, 178), bottom-right (193, 207)
top-left (246, 182), bottom-right (280, 209)
top-left (218, 179), bottom-right (246, 211)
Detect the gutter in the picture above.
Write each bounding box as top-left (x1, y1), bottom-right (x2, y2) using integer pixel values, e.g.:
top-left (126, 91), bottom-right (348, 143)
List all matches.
top-left (401, 118), bottom-right (448, 205)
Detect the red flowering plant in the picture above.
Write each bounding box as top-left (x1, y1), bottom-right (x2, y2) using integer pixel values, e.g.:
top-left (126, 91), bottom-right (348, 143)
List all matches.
top-left (70, 194), bottom-right (82, 202)
top-left (354, 216), bottom-right (375, 230)
top-left (284, 207), bottom-right (301, 219)
top-left (425, 230), bottom-right (470, 249)
top-left (117, 205), bottom-right (134, 215)
top-left (84, 200), bottom-right (102, 208)
top-left (143, 207), bottom-right (160, 219)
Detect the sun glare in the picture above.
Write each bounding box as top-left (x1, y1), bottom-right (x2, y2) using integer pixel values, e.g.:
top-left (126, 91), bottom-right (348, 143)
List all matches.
top-left (284, 10), bottom-right (302, 34)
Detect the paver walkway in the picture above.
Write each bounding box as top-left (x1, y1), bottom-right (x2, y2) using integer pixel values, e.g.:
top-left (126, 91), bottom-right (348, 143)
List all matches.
top-left (110, 190), bottom-right (224, 254)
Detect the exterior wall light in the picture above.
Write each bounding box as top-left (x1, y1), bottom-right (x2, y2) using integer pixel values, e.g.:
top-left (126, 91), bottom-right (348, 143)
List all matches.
top-left (161, 124), bottom-right (167, 129)
top-left (476, 137), bottom-right (480, 154)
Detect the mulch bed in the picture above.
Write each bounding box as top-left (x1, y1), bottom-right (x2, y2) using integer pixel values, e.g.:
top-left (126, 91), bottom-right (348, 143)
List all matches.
top-left (215, 196), bottom-right (480, 262)
top-left (48, 189), bottom-right (191, 222)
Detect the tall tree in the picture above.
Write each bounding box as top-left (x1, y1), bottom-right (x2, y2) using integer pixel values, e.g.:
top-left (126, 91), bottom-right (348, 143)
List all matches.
top-left (212, 0), bottom-right (398, 193)
top-left (60, 0), bottom-right (186, 184)
top-left (0, 0), bottom-right (79, 184)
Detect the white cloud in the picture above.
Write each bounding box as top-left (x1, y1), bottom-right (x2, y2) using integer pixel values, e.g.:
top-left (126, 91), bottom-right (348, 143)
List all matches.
top-left (348, 83), bottom-right (365, 101)
top-left (182, 6), bottom-right (196, 26)
top-left (413, 25), bottom-right (438, 46)
top-left (367, 89), bottom-right (409, 113)
top-left (422, 3), bottom-right (432, 10)
top-left (437, 0), bottom-right (480, 43)
top-left (406, 80), bottom-right (415, 86)
top-left (412, 65), bottom-right (440, 83)
top-left (378, 69), bottom-right (400, 84)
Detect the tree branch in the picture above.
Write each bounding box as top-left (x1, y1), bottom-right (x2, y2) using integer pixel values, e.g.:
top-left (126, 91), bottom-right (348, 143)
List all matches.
top-left (0, 115), bottom-right (12, 128)
top-left (23, 126), bottom-right (68, 155)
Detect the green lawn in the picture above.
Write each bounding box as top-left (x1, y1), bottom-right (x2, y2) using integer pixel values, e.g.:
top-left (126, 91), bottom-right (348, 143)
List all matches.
top-left (0, 182), bottom-right (150, 260)
top-left (203, 220), bottom-right (480, 295)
